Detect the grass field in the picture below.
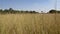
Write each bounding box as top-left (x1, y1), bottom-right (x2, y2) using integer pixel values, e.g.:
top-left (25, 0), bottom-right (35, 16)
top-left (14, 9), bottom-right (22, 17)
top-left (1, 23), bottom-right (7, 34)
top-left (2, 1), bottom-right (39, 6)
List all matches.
top-left (0, 13), bottom-right (60, 34)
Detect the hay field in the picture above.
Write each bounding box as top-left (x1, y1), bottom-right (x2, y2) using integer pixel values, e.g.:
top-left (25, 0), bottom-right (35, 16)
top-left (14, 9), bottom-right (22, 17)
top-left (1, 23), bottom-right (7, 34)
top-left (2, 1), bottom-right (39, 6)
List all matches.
top-left (0, 14), bottom-right (60, 34)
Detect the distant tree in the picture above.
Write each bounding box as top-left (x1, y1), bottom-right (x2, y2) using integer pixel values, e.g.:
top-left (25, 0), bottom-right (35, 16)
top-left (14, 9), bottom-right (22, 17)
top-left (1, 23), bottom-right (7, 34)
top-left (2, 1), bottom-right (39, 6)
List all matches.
top-left (33, 11), bottom-right (36, 13)
top-left (3, 8), bottom-right (14, 14)
top-left (9, 8), bottom-right (13, 11)
top-left (4, 9), bottom-right (8, 12)
top-left (0, 9), bottom-right (3, 12)
top-left (25, 11), bottom-right (29, 13)
top-left (58, 11), bottom-right (60, 13)
top-left (49, 9), bottom-right (56, 13)
top-left (21, 10), bottom-right (24, 13)
top-left (48, 9), bottom-right (60, 13)
top-left (0, 9), bottom-right (3, 14)
top-left (3, 9), bottom-right (9, 14)
top-left (41, 11), bottom-right (44, 13)
top-left (29, 11), bottom-right (33, 13)
top-left (8, 8), bottom-right (14, 13)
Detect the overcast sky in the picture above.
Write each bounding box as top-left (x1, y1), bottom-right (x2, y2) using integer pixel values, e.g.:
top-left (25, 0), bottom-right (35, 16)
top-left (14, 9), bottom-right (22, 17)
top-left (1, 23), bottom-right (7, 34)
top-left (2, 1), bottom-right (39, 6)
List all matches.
top-left (0, 0), bottom-right (60, 12)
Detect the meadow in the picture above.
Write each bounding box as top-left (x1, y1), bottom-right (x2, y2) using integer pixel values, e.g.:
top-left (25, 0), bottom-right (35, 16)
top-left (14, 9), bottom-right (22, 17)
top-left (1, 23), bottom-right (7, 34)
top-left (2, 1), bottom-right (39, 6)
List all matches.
top-left (0, 13), bottom-right (60, 34)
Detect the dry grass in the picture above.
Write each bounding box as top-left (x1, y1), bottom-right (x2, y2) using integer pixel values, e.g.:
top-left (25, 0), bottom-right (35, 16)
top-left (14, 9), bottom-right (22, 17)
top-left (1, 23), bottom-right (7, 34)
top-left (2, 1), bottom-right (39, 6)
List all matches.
top-left (0, 13), bottom-right (60, 34)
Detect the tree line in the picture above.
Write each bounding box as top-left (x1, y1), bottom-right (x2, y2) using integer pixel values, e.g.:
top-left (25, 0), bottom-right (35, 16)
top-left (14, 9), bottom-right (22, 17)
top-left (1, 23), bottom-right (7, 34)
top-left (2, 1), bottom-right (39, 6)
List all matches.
top-left (0, 8), bottom-right (38, 14)
top-left (0, 8), bottom-right (60, 14)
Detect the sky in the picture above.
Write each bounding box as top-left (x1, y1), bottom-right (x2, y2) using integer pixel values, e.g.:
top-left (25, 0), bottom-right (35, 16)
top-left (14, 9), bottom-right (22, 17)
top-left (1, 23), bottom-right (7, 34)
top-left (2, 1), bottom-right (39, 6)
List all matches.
top-left (0, 0), bottom-right (60, 12)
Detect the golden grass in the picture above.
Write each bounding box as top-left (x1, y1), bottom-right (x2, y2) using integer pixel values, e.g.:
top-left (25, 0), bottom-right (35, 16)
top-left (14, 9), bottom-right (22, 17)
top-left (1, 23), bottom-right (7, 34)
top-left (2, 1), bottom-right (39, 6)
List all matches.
top-left (0, 13), bottom-right (60, 34)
